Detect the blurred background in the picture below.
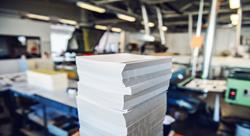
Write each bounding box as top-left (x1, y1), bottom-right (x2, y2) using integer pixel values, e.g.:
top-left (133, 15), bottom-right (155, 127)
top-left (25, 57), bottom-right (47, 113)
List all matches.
top-left (0, 0), bottom-right (250, 136)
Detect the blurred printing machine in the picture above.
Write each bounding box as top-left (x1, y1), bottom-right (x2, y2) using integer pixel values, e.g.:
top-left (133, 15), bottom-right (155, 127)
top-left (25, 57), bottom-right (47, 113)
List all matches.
top-left (225, 68), bottom-right (250, 107)
top-left (168, 64), bottom-right (203, 116)
top-left (167, 62), bottom-right (250, 135)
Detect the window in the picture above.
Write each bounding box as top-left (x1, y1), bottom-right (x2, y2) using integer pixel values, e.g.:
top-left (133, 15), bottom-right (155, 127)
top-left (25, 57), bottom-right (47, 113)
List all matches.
top-left (50, 24), bottom-right (75, 59)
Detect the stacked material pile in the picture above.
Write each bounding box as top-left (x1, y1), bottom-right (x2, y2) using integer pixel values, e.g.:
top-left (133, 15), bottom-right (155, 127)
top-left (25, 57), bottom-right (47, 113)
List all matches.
top-left (27, 70), bottom-right (68, 91)
top-left (76, 53), bottom-right (172, 136)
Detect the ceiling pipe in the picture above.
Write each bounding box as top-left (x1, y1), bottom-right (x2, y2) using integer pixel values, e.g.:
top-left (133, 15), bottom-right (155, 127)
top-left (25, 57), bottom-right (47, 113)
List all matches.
top-left (163, 6), bottom-right (250, 18)
top-left (180, 3), bottom-right (193, 11)
top-left (156, 7), bottom-right (166, 45)
top-left (141, 0), bottom-right (176, 4)
top-left (141, 5), bottom-right (150, 35)
top-left (196, 0), bottom-right (204, 36)
top-left (202, 0), bottom-right (220, 79)
top-left (94, 0), bottom-right (123, 5)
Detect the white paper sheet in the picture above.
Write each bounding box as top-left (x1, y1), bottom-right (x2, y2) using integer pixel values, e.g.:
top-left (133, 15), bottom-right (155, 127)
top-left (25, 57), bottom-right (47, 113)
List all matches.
top-left (76, 54), bottom-right (172, 136)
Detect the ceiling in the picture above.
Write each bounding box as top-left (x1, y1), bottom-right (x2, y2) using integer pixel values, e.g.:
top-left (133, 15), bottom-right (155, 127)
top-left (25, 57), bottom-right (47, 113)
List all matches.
top-left (1, 0), bottom-right (250, 32)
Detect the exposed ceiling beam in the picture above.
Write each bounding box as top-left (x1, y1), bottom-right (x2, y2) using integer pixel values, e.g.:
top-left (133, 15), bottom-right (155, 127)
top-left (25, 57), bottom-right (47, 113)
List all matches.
top-left (242, 21), bottom-right (250, 25)
top-left (140, 0), bottom-right (176, 4)
top-left (194, 2), bottom-right (210, 7)
top-left (94, 18), bottom-right (125, 24)
top-left (163, 6), bottom-right (250, 18)
top-left (163, 16), bottom-right (250, 26)
top-left (164, 21), bottom-right (187, 26)
top-left (163, 3), bottom-right (183, 14)
top-left (180, 2), bottom-right (210, 12)
top-left (92, 0), bottom-right (141, 19)
top-left (107, 5), bottom-right (139, 19)
top-left (0, 0), bottom-right (81, 21)
top-left (103, 4), bottom-right (141, 19)
top-left (161, 10), bottom-right (176, 14)
top-left (243, 16), bottom-right (250, 20)
top-left (180, 3), bottom-right (193, 11)
top-left (95, 0), bottom-right (123, 5)
top-left (92, 11), bottom-right (250, 26)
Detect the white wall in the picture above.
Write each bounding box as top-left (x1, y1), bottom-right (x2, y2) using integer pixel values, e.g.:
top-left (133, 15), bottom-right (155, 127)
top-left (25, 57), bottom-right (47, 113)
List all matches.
top-left (213, 27), bottom-right (236, 55)
top-left (166, 33), bottom-right (192, 55)
top-left (0, 16), bottom-right (51, 53)
top-left (165, 27), bottom-right (239, 56)
top-left (241, 27), bottom-right (250, 37)
top-left (0, 16), bottom-right (51, 74)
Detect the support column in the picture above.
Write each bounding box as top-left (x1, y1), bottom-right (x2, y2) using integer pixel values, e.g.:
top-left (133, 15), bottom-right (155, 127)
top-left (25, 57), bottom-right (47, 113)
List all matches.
top-left (235, 8), bottom-right (242, 56)
top-left (188, 14), bottom-right (193, 47)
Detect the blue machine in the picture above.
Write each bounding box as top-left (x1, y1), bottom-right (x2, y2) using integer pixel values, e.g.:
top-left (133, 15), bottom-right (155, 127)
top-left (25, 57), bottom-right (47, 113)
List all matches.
top-left (168, 64), bottom-right (201, 114)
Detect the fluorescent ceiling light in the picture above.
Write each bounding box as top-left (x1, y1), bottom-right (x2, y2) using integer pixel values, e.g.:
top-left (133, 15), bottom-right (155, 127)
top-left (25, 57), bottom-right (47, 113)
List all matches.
top-left (162, 26), bottom-right (168, 31)
top-left (95, 25), bottom-right (108, 30)
top-left (148, 22), bottom-right (155, 27)
top-left (111, 27), bottom-right (122, 32)
top-left (59, 19), bottom-right (77, 25)
top-left (141, 22), bottom-right (155, 27)
top-left (26, 13), bottom-right (50, 21)
top-left (230, 14), bottom-right (239, 25)
top-left (229, 0), bottom-right (240, 9)
top-left (117, 13), bottom-right (136, 22)
top-left (76, 1), bottom-right (106, 13)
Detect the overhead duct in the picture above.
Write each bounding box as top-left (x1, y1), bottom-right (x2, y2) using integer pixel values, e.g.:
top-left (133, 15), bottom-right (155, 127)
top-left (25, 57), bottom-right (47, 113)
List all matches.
top-left (141, 0), bottom-right (176, 4)
top-left (141, 5), bottom-right (150, 35)
top-left (156, 7), bottom-right (166, 45)
top-left (202, 0), bottom-right (220, 79)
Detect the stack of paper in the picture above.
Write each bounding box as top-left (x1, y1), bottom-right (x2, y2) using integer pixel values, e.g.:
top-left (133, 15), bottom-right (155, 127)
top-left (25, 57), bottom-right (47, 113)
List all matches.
top-left (27, 70), bottom-right (68, 91)
top-left (76, 53), bottom-right (172, 136)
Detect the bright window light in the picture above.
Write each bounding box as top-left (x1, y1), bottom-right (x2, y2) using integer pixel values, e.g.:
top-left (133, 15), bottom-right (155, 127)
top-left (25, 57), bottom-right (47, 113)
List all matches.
top-left (50, 25), bottom-right (75, 58)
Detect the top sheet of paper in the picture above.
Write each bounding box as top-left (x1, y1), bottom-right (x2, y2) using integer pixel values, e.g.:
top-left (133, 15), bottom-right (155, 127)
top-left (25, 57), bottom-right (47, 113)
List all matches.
top-left (76, 53), bottom-right (172, 90)
top-left (76, 53), bottom-right (172, 80)
top-left (76, 53), bottom-right (171, 64)
top-left (77, 53), bottom-right (171, 64)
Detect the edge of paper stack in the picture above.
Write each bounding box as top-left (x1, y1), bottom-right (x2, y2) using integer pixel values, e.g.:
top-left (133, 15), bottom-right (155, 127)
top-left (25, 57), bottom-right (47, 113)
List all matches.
top-left (76, 53), bottom-right (172, 136)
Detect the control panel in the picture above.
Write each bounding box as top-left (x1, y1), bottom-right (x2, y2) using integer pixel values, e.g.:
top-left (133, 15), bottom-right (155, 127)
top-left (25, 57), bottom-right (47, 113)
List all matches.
top-left (228, 88), bottom-right (237, 100)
